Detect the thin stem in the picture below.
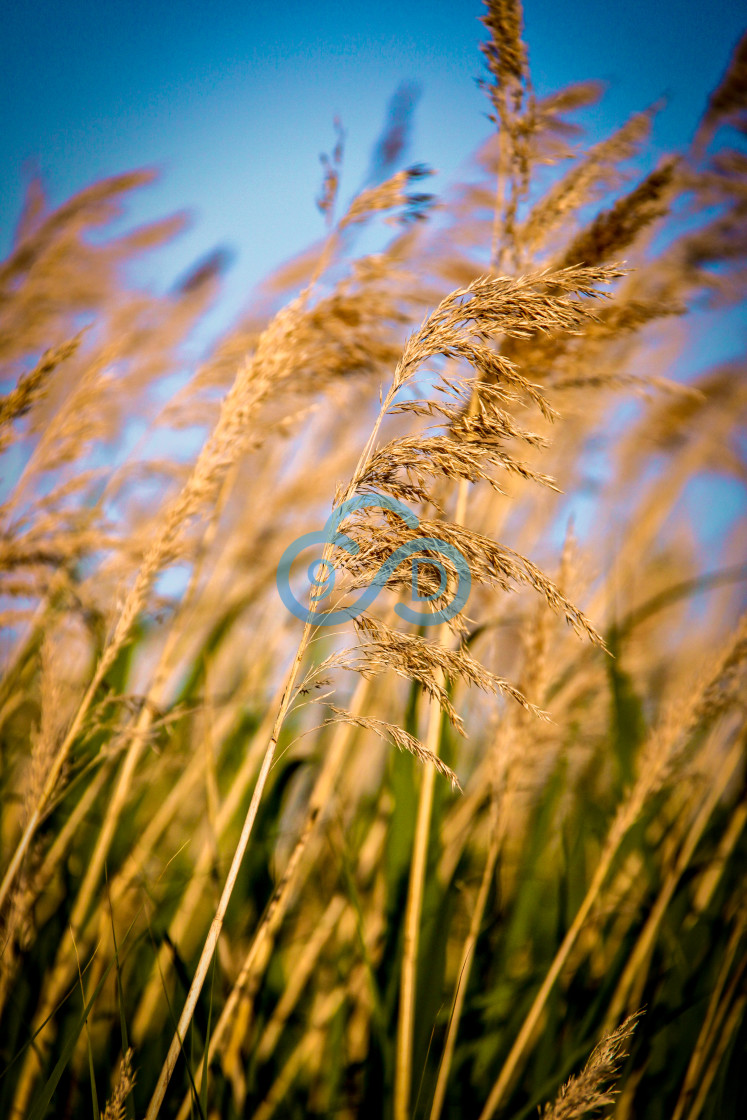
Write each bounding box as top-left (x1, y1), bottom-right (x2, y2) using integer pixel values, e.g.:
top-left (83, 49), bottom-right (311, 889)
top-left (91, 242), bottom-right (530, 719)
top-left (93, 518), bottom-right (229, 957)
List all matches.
top-left (129, 670), bottom-right (289, 1042)
top-left (671, 904), bottom-right (747, 1120)
top-left (144, 618), bottom-right (314, 1120)
top-left (605, 738), bottom-right (743, 1029)
top-left (395, 705), bottom-right (440, 1120)
top-left (395, 476), bottom-right (472, 1120)
top-left (0, 665), bottom-right (105, 913)
top-left (429, 808), bottom-right (502, 1120)
top-left (490, 92), bottom-right (508, 272)
top-left (175, 673), bottom-right (374, 1116)
top-left (477, 848), bottom-right (611, 1120)
top-left (0, 227), bottom-right (342, 919)
top-left (686, 987), bottom-right (746, 1120)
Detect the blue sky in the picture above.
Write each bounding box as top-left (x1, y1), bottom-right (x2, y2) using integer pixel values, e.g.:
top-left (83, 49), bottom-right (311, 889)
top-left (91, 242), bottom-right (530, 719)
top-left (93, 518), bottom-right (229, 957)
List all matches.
top-left (2, 0), bottom-right (746, 328)
top-left (2, 1), bottom-right (744, 593)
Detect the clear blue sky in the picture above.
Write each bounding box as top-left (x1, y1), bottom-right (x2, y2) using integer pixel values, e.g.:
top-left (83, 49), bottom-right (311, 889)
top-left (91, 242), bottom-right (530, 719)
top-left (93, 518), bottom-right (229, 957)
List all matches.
top-left (2, 1), bottom-right (744, 578)
top-left (2, 0), bottom-right (745, 325)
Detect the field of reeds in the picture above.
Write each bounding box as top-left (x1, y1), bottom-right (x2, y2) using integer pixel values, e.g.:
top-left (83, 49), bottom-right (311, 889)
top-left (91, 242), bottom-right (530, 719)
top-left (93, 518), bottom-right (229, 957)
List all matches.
top-left (2, 3), bottom-right (746, 1117)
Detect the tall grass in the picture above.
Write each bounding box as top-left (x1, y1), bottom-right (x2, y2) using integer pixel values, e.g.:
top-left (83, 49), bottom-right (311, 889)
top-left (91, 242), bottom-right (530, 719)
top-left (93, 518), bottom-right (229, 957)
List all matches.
top-left (1, 3), bottom-right (746, 1117)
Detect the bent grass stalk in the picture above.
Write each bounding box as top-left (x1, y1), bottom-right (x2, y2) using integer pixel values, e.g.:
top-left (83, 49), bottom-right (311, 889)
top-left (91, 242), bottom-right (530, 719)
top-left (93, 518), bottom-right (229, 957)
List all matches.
top-left (476, 820), bottom-right (635, 1120)
top-left (0, 394), bottom-right (248, 915)
top-left (686, 982), bottom-right (747, 1120)
top-left (0, 198), bottom-right (345, 922)
top-left (8, 461), bottom-right (263, 1113)
top-left (174, 673), bottom-right (375, 1116)
top-left (671, 901), bottom-right (747, 1120)
top-left (429, 796), bottom-right (503, 1120)
top-left (477, 618), bottom-right (747, 1120)
top-left (144, 613), bottom-right (315, 1118)
top-left (604, 735), bottom-right (743, 1029)
top-left (128, 667), bottom-right (290, 1040)
top-left (146, 358), bottom-right (406, 1115)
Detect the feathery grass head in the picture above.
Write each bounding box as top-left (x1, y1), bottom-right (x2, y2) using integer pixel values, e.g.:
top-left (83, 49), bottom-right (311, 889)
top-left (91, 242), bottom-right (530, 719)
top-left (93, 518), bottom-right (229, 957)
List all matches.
top-left (542, 1014), bottom-right (641, 1119)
